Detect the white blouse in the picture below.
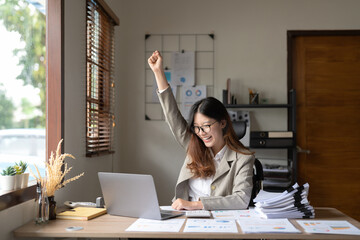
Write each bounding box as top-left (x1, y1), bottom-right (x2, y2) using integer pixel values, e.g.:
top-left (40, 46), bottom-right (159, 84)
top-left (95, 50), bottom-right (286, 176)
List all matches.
top-left (188, 146), bottom-right (228, 201)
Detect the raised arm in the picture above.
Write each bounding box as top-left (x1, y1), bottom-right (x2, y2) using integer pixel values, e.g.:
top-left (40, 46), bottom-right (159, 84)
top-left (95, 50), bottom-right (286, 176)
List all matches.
top-left (148, 51), bottom-right (191, 149)
top-left (148, 51), bottom-right (169, 91)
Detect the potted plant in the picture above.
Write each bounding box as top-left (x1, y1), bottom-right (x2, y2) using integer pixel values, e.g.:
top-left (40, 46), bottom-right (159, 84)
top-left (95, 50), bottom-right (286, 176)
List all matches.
top-left (0, 166), bottom-right (16, 191)
top-left (16, 161), bottom-right (29, 188)
top-left (19, 161), bottom-right (29, 188)
top-left (14, 164), bottom-right (23, 189)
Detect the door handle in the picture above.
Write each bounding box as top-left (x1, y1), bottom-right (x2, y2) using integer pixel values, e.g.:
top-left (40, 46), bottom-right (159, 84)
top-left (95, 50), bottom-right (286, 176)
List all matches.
top-left (296, 145), bottom-right (310, 154)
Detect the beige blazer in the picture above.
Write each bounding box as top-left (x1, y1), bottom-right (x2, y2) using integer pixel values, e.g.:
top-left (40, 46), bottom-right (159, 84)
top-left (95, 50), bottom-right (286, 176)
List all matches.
top-left (158, 88), bottom-right (254, 210)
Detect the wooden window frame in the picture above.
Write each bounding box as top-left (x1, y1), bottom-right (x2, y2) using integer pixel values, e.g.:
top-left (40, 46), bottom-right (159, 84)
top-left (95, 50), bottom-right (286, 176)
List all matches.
top-left (0, 0), bottom-right (64, 211)
top-left (86, 0), bottom-right (119, 157)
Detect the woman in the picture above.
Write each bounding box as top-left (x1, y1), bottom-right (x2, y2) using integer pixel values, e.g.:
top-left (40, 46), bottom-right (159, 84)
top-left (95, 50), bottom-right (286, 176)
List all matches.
top-left (148, 51), bottom-right (254, 211)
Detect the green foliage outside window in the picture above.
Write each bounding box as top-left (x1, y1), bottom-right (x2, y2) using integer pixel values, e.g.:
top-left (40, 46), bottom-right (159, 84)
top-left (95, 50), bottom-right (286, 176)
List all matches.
top-left (0, 0), bottom-right (46, 129)
top-left (0, 88), bottom-right (15, 129)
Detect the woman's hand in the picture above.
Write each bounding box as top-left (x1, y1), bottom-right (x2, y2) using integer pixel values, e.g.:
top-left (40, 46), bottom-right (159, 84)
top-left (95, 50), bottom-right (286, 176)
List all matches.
top-left (172, 198), bottom-right (204, 210)
top-left (148, 50), bottom-right (163, 74)
top-left (147, 50), bottom-right (169, 91)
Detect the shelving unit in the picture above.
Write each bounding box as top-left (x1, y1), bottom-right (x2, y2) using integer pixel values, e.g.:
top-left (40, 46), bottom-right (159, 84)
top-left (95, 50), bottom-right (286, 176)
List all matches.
top-left (225, 89), bottom-right (296, 191)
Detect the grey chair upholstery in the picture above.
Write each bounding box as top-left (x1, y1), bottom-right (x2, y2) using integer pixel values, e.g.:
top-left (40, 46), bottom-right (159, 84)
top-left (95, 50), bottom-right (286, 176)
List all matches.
top-left (232, 121), bottom-right (247, 140)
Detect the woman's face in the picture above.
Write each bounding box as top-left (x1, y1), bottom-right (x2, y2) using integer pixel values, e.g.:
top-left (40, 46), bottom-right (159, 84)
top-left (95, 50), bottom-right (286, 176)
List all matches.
top-left (193, 112), bottom-right (226, 154)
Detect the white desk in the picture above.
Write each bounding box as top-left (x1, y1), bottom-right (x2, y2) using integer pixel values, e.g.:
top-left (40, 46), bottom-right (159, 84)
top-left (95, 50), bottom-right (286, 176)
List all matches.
top-left (14, 207), bottom-right (360, 239)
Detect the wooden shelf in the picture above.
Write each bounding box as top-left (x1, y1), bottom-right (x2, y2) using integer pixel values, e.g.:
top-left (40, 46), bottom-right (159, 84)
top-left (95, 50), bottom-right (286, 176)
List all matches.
top-left (224, 104), bottom-right (292, 108)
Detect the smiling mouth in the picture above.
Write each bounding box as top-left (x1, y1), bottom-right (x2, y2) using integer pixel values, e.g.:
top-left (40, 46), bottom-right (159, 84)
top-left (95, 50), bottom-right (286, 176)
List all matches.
top-left (202, 136), bottom-right (212, 142)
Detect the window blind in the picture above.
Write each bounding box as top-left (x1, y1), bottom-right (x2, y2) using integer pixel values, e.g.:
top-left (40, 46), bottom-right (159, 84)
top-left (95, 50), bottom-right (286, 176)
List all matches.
top-left (86, 0), bottom-right (118, 156)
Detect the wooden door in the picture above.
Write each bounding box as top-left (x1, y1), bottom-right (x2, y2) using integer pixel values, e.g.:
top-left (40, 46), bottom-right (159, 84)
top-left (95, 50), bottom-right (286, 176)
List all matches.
top-left (291, 33), bottom-right (360, 221)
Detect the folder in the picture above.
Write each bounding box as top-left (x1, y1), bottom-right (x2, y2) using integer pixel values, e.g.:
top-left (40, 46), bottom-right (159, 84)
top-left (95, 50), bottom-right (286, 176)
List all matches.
top-left (251, 131), bottom-right (293, 138)
top-left (57, 207), bottom-right (107, 220)
top-left (250, 138), bottom-right (294, 148)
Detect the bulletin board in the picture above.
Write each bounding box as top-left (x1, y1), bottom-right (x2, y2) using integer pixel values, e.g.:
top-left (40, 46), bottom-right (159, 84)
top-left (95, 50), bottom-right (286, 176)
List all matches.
top-left (145, 33), bottom-right (215, 121)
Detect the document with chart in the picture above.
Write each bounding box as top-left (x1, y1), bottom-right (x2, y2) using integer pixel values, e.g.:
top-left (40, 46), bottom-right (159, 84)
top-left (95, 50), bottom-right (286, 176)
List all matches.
top-left (297, 220), bottom-right (360, 235)
top-left (183, 219), bottom-right (238, 233)
top-left (211, 209), bottom-right (261, 220)
top-left (126, 218), bottom-right (185, 232)
top-left (237, 218), bottom-right (301, 233)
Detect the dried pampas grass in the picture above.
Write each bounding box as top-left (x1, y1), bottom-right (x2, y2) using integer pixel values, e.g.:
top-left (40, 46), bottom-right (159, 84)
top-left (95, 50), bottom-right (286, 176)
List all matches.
top-left (29, 139), bottom-right (84, 196)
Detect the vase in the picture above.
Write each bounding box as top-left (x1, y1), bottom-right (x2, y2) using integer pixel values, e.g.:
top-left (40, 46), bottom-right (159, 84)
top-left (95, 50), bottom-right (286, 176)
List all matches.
top-left (14, 174), bottom-right (23, 189)
top-left (48, 196), bottom-right (57, 220)
top-left (0, 175), bottom-right (15, 191)
top-left (21, 173), bottom-right (29, 188)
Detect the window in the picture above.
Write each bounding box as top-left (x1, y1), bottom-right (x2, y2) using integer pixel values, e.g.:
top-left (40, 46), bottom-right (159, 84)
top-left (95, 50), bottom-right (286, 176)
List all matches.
top-left (86, 0), bottom-right (118, 156)
top-left (0, 0), bottom-right (63, 210)
top-left (0, 0), bottom-right (46, 180)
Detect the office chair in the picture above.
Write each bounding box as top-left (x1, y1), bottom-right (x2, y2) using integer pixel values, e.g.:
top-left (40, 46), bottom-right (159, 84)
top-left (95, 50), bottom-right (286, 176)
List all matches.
top-left (232, 121), bottom-right (264, 207)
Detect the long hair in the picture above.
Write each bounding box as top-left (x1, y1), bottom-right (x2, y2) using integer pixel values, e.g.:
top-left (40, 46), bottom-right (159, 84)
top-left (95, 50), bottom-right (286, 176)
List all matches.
top-left (186, 97), bottom-right (252, 178)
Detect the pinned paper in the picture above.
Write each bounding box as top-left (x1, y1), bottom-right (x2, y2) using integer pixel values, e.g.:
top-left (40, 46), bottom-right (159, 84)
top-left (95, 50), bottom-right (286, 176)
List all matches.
top-left (181, 85), bottom-right (206, 121)
top-left (171, 52), bottom-right (195, 86)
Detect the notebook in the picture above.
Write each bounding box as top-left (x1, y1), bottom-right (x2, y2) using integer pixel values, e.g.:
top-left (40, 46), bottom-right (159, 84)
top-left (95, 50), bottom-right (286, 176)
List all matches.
top-left (57, 207), bottom-right (107, 220)
top-left (98, 172), bottom-right (184, 220)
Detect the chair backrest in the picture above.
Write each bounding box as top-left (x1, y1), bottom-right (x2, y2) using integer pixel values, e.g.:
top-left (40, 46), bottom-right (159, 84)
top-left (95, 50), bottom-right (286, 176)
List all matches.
top-left (232, 121), bottom-right (247, 140)
top-left (232, 120), bottom-right (264, 207)
top-left (248, 158), bottom-right (264, 206)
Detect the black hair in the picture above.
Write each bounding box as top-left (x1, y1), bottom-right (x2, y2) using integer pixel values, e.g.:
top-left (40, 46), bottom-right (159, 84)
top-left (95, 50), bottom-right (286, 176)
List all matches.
top-left (188, 97), bottom-right (229, 133)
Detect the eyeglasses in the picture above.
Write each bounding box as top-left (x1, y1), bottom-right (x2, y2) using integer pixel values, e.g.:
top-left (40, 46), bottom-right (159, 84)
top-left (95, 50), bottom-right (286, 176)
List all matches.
top-left (192, 121), bottom-right (218, 134)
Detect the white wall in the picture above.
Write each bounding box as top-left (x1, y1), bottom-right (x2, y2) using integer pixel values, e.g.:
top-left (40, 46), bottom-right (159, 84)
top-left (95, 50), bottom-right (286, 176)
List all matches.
top-left (107, 0), bottom-right (360, 205)
top-left (1, 0), bottom-right (360, 239)
top-left (55, 0), bottom-right (115, 206)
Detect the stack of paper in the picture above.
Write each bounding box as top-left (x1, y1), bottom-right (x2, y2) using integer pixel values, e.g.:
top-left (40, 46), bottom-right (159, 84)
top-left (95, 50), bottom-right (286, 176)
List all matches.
top-left (253, 183), bottom-right (314, 219)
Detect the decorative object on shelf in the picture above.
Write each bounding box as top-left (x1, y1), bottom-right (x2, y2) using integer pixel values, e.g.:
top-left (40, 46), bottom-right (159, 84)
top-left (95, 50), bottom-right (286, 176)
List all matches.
top-left (222, 78), bottom-right (238, 105)
top-left (0, 166), bottom-right (16, 191)
top-left (29, 139), bottom-right (84, 220)
top-left (248, 88), bottom-right (259, 104)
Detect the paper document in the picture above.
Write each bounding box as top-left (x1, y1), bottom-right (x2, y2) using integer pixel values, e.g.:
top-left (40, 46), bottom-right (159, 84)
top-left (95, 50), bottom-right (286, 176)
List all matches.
top-left (211, 209), bottom-right (261, 220)
top-left (171, 51), bottom-right (195, 86)
top-left (160, 206), bottom-right (186, 212)
top-left (184, 219), bottom-right (238, 233)
top-left (126, 218), bottom-right (185, 232)
top-left (237, 218), bottom-right (301, 233)
top-left (297, 220), bottom-right (360, 235)
top-left (181, 85), bottom-right (207, 120)
top-left (254, 190), bottom-right (283, 202)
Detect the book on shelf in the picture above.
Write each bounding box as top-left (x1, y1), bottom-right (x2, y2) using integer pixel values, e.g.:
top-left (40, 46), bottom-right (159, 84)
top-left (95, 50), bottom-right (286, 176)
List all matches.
top-left (251, 131), bottom-right (294, 138)
top-left (253, 183), bottom-right (314, 219)
top-left (57, 207), bottom-right (107, 220)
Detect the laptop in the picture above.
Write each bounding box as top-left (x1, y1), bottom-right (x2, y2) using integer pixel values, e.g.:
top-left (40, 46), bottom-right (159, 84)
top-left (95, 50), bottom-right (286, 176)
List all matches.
top-left (98, 172), bottom-right (184, 220)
